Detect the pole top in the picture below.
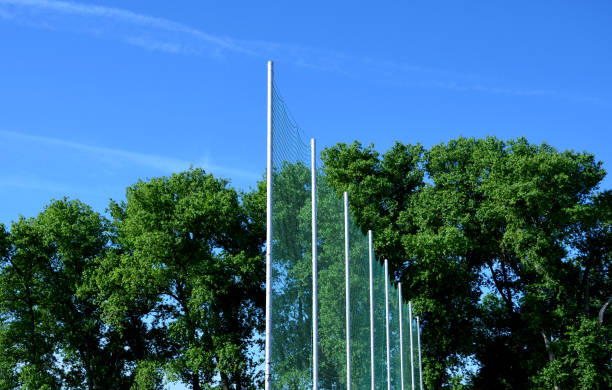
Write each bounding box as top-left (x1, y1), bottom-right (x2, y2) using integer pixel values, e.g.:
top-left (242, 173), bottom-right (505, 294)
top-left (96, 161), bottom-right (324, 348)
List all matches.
top-left (268, 61), bottom-right (273, 69)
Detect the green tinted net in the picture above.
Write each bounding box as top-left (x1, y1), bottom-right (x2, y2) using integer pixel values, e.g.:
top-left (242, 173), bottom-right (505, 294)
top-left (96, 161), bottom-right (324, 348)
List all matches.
top-left (348, 211), bottom-right (371, 389)
top-left (270, 84), bottom-right (312, 389)
top-left (402, 302), bottom-right (413, 390)
top-left (269, 76), bottom-right (423, 389)
top-left (412, 317), bottom-right (421, 390)
top-left (388, 284), bottom-right (401, 389)
top-left (373, 258), bottom-right (387, 390)
top-left (316, 173), bottom-right (345, 389)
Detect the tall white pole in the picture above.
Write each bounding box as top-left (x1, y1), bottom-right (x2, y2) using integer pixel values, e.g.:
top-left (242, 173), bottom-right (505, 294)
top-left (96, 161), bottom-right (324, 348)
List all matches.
top-left (417, 316), bottom-right (423, 390)
top-left (409, 302), bottom-right (415, 390)
top-left (385, 260), bottom-right (391, 390)
top-left (344, 191), bottom-right (351, 390)
top-left (265, 60), bottom-right (273, 390)
top-left (311, 139), bottom-right (318, 390)
top-left (368, 231), bottom-right (375, 390)
top-left (399, 284), bottom-right (404, 390)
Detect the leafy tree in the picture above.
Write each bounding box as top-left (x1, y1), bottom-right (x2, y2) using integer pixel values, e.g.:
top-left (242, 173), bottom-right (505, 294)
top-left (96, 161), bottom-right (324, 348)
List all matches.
top-left (0, 216), bottom-right (62, 389)
top-left (321, 137), bottom-right (611, 389)
top-left (0, 199), bottom-right (142, 389)
top-left (92, 168), bottom-right (265, 390)
top-left (37, 199), bottom-right (138, 389)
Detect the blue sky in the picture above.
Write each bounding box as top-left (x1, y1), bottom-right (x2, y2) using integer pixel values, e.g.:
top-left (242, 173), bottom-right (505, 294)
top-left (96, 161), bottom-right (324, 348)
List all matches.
top-left (1, 0), bottom-right (611, 227)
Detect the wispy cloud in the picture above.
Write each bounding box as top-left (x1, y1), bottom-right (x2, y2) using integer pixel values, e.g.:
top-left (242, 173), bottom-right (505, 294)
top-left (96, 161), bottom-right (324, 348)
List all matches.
top-left (0, 129), bottom-right (260, 181)
top-left (416, 81), bottom-right (609, 105)
top-left (0, 0), bottom-right (256, 58)
top-left (0, 175), bottom-right (97, 194)
top-left (0, 0), bottom-right (606, 104)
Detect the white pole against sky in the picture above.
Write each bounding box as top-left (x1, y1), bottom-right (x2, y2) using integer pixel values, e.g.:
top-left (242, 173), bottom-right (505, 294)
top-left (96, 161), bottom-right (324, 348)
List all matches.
top-left (417, 316), bottom-right (423, 390)
top-left (409, 302), bottom-right (415, 390)
top-left (311, 138), bottom-right (318, 390)
top-left (385, 259), bottom-right (391, 390)
top-left (344, 191), bottom-right (351, 390)
top-left (265, 60), bottom-right (273, 390)
top-left (399, 283), bottom-right (404, 390)
top-left (368, 230), bottom-right (375, 390)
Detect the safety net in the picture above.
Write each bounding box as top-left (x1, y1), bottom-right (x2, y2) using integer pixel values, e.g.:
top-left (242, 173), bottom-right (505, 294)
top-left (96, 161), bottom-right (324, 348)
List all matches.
top-left (267, 69), bottom-right (423, 390)
top-left (269, 83), bottom-right (312, 389)
top-left (317, 172), bottom-right (346, 389)
top-left (373, 258), bottom-right (388, 390)
top-left (412, 316), bottom-right (421, 390)
top-left (401, 302), bottom-right (413, 390)
top-left (348, 207), bottom-right (371, 389)
top-left (388, 283), bottom-right (401, 389)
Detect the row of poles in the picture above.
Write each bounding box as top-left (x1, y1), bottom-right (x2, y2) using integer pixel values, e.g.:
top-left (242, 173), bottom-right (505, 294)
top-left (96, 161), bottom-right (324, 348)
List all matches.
top-left (265, 61), bottom-right (423, 390)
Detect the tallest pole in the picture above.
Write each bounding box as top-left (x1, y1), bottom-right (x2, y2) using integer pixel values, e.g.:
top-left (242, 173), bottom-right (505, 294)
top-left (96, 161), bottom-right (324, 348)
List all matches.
top-left (312, 138), bottom-right (319, 390)
top-left (265, 60), bottom-right (273, 390)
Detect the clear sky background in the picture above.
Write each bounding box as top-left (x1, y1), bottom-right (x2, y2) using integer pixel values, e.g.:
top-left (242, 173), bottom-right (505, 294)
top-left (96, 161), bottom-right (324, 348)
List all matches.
top-left (2, 0), bottom-right (612, 228)
top-left (1, 1), bottom-right (611, 387)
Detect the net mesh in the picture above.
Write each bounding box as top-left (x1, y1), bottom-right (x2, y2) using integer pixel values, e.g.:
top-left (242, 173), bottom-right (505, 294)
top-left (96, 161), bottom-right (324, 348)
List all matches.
top-left (373, 259), bottom-right (388, 390)
top-left (402, 302), bottom-right (413, 390)
top-left (270, 84), bottom-right (312, 389)
top-left (317, 173), bottom-right (346, 389)
top-left (412, 317), bottom-right (421, 390)
top-left (388, 284), bottom-right (401, 389)
top-left (268, 75), bottom-right (422, 390)
top-left (348, 210), bottom-right (371, 389)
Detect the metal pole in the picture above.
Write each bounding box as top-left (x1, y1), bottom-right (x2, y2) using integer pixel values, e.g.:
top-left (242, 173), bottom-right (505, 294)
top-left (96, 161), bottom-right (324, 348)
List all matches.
top-left (409, 302), bottom-right (415, 390)
top-left (312, 139), bottom-right (318, 390)
top-left (265, 60), bottom-right (273, 390)
top-left (385, 260), bottom-right (391, 390)
top-left (417, 316), bottom-right (423, 390)
top-left (344, 191), bottom-right (351, 390)
top-left (399, 284), bottom-right (404, 390)
top-left (368, 230), bottom-right (375, 390)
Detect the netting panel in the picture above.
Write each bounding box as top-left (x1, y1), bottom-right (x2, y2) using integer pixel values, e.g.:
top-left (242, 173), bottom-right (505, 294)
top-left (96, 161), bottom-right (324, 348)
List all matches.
top-left (270, 83), bottom-right (313, 390)
top-left (402, 302), bottom-right (412, 390)
top-left (316, 173), bottom-right (346, 389)
top-left (388, 284), bottom-right (401, 389)
top-left (412, 317), bottom-right (421, 390)
top-left (348, 212), bottom-right (371, 389)
top-left (373, 258), bottom-right (388, 390)
top-left (268, 74), bottom-right (424, 390)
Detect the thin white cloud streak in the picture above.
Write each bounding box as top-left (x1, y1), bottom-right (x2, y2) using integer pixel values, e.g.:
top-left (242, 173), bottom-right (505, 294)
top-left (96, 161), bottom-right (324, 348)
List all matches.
top-left (0, 0), bottom-right (253, 54)
top-left (0, 175), bottom-right (98, 195)
top-left (0, 129), bottom-right (260, 181)
top-left (123, 36), bottom-right (185, 55)
top-left (0, 0), bottom-right (606, 104)
top-left (419, 81), bottom-right (609, 105)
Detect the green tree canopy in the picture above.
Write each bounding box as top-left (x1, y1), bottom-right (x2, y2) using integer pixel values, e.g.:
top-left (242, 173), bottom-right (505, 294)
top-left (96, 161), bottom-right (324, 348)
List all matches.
top-left (91, 168), bottom-right (265, 390)
top-left (322, 137), bottom-right (612, 389)
top-left (0, 198), bottom-right (141, 389)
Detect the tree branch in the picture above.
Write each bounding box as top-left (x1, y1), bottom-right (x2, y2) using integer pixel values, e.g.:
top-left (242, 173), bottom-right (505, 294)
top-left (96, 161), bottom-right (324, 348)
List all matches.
top-left (599, 295), bottom-right (612, 325)
top-left (541, 330), bottom-right (561, 390)
top-left (486, 260), bottom-right (514, 313)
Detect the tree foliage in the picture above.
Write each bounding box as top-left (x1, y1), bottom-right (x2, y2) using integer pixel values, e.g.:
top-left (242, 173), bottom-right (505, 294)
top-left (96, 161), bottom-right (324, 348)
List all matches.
top-left (322, 137), bottom-right (611, 389)
top-left (0, 199), bottom-right (137, 389)
top-left (91, 168), bottom-right (265, 390)
top-left (0, 169), bottom-right (265, 390)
